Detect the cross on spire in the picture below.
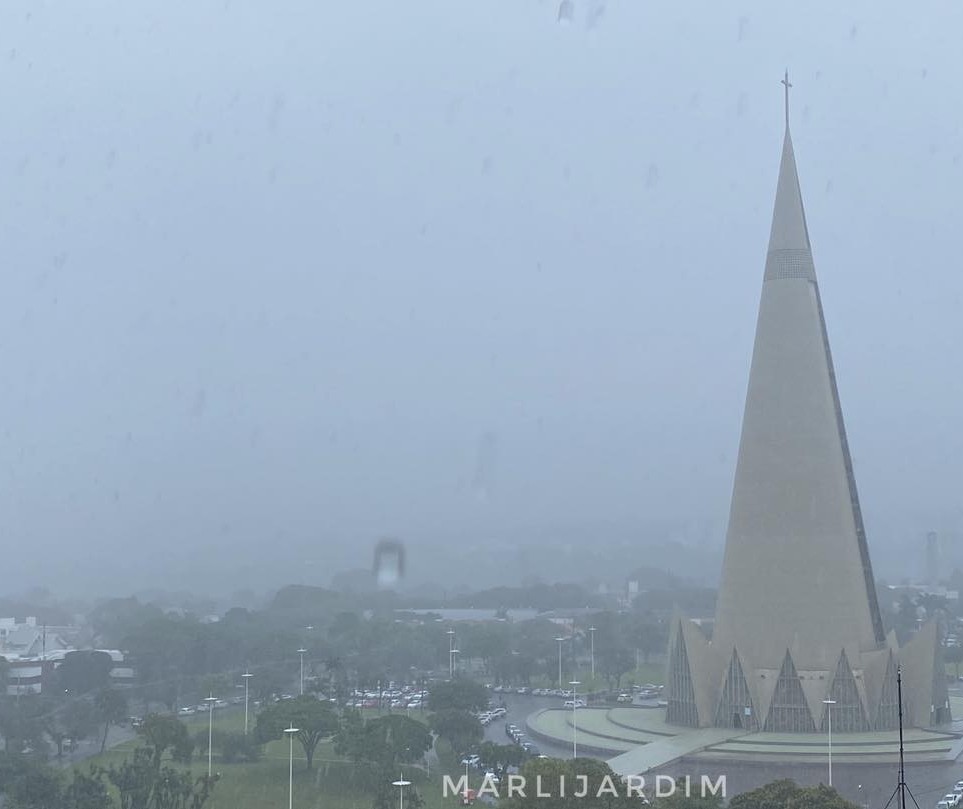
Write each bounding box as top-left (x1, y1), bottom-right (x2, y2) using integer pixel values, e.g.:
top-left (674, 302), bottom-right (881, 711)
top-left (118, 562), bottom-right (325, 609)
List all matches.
top-left (781, 70), bottom-right (792, 130)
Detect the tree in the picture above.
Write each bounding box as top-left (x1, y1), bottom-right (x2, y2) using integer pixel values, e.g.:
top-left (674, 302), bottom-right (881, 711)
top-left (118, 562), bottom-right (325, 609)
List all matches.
top-left (95, 688), bottom-right (129, 753)
top-left (0, 698), bottom-right (49, 758)
top-left (729, 779), bottom-right (859, 809)
top-left (40, 694), bottom-right (98, 758)
top-left (54, 651), bottom-right (114, 696)
top-left (428, 678), bottom-right (489, 712)
top-left (62, 699), bottom-right (99, 748)
top-left (62, 767), bottom-right (113, 809)
top-left (598, 645), bottom-right (634, 691)
top-left (336, 713), bottom-right (431, 769)
top-left (254, 695), bottom-right (339, 769)
top-left (137, 714), bottom-right (194, 768)
top-left (3, 757), bottom-right (64, 809)
top-left (107, 745), bottom-right (216, 809)
top-left (427, 709), bottom-right (482, 758)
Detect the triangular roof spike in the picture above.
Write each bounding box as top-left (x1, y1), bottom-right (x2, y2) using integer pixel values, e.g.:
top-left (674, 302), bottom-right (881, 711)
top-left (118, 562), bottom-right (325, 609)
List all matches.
top-left (820, 648), bottom-right (870, 732)
top-left (763, 650), bottom-right (816, 733)
top-left (665, 622), bottom-right (699, 727)
top-left (875, 650), bottom-right (900, 730)
top-left (714, 648), bottom-right (758, 730)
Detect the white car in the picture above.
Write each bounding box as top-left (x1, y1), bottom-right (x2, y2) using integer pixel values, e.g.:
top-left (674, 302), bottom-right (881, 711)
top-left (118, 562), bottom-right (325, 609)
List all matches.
top-left (563, 699), bottom-right (586, 708)
top-left (944, 795), bottom-right (961, 808)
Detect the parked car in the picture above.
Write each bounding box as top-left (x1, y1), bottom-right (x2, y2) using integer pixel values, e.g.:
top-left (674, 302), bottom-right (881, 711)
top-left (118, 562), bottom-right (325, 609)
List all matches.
top-left (177, 707), bottom-right (196, 716)
top-left (617, 694), bottom-right (633, 703)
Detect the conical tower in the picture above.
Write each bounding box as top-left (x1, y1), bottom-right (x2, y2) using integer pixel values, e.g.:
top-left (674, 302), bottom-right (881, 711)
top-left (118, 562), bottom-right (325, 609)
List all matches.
top-left (711, 82), bottom-right (885, 676)
top-left (664, 76), bottom-right (946, 732)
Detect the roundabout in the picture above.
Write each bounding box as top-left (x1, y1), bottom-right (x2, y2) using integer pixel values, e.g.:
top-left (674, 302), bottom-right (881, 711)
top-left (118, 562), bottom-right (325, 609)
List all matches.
top-left (524, 703), bottom-right (963, 775)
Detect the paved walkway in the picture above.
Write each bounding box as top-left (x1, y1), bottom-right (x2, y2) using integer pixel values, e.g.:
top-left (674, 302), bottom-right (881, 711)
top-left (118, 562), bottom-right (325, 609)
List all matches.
top-left (607, 728), bottom-right (744, 776)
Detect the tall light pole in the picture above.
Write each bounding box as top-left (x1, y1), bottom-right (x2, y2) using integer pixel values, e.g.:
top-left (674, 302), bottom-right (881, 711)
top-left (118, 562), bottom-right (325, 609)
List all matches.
top-left (393, 773), bottom-right (412, 809)
top-left (822, 698), bottom-right (836, 787)
top-left (588, 627), bottom-right (596, 681)
top-left (204, 694), bottom-right (217, 778)
top-left (284, 724), bottom-right (299, 809)
top-left (297, 648), bottom-right (307, 696)
top-left (241, 671), bottom-right (253, 735)
top-left (555, 637), bottom-right (566, 690)
top-left (447, 629), bottom-right (456, 678)
top-left (569, 680), bottom-right (580, 759)
top-left (450, 649), bottom-right (460, 677)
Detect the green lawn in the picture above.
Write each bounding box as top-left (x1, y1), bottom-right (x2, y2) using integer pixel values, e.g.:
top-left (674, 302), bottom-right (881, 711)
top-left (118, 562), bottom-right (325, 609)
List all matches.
top-left (75, 709), bottom-right (464, 809)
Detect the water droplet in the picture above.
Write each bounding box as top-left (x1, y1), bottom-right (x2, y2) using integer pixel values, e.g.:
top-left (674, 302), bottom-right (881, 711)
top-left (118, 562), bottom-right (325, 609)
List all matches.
top-left (374, 539), bottom-right (405, 589)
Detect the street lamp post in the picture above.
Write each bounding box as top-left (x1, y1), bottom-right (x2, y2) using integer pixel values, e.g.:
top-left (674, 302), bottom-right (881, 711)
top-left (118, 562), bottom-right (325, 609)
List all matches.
top-left (204, 694), bottom-right (217, 778)
top-left (297, 648), bottom-right (307, 696)
top-left (570, 680), bottom-right (580, 759)
top-left (555, 637), bottom-right (566, 690)
top-left (284, 724), bottom-right (299, 809)
top-left (822, 699), bottom-right (836, 787)
top-left (450, 649), bottom-right (460, 677)
top-left (241, 671), bottom-right (253, 735)
top-left (447, 629), bottom-right (456, 678)
top-left (393, 774), bottom-right (412, 809)
top-left (588, 627), bottom-right (596, 681)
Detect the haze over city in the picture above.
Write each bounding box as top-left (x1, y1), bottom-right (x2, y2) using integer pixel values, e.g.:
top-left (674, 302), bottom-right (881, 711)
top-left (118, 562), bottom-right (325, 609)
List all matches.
top-left (2, 0), bottom-right (962, 597)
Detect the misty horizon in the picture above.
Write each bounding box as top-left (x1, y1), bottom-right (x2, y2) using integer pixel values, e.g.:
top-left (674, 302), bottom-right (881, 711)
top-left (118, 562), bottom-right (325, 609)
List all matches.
top-left (2, 1), bottom-right (962, 598)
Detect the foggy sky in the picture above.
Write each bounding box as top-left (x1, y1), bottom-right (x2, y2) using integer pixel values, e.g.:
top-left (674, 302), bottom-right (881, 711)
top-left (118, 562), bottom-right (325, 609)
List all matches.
top-left (2, 1), bottom-right (962, 596)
